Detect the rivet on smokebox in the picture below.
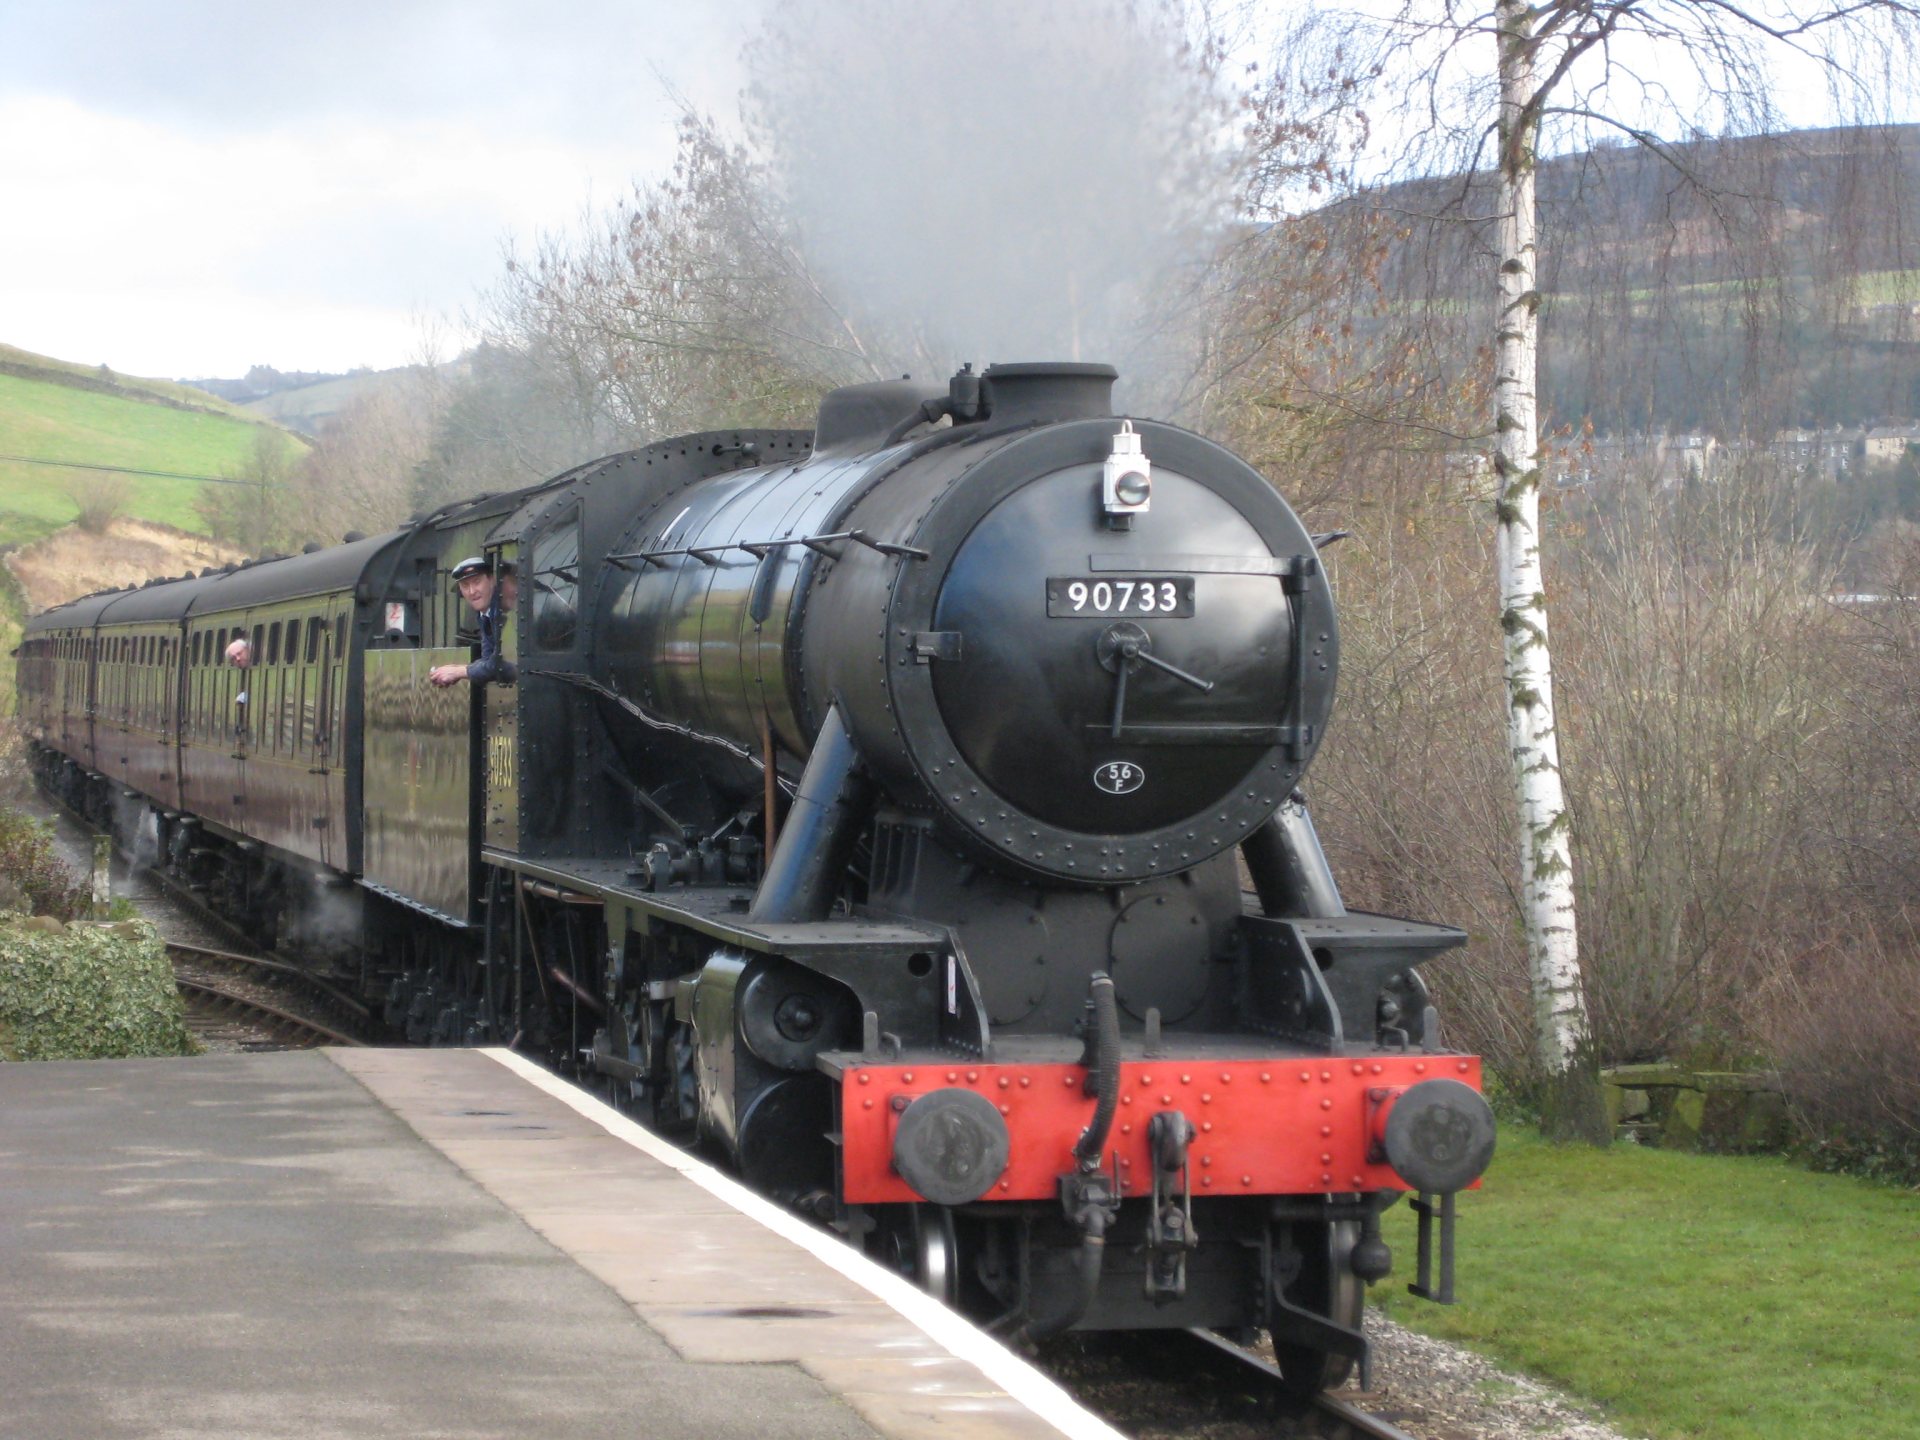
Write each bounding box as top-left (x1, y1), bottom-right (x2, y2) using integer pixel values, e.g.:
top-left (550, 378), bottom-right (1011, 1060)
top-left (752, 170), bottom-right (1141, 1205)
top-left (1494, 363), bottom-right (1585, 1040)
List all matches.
top-left (1320, 1098), bottom-right (1333, 1110)
top-left (891, 1095), bottom-right (910, 1112)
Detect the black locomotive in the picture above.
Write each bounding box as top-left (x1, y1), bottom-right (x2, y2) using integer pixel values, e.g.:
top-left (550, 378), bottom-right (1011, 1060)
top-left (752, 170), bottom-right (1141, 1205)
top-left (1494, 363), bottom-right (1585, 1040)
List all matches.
top-left (17, 361), bottom-right (1494, 1388)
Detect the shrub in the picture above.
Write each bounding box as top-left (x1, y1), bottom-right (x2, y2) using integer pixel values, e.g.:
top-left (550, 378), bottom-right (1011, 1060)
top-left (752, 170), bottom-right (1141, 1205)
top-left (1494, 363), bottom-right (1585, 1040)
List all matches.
top-left (0, 806), bottom-right (90, 920)
top-left (0, 916), bottom-right (196, 1060)
top-left (1753, 929), bottom-right (1920, 1184)
top-left (66, 472), bottom-right (131, 534)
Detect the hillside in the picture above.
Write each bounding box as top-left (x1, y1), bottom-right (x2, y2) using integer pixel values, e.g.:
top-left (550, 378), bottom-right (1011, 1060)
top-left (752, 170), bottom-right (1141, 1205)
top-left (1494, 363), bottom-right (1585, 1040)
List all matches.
top-left (0, 345), bottom-right (304, 540)
top-left (242, 368), bottom-right (416, 436)
top-left (1347, 124), bottom-right (1920, 432)
top-left (0, 345), bottom-right (306, 712)
top-left (0, 344), bottom-right (261, 422)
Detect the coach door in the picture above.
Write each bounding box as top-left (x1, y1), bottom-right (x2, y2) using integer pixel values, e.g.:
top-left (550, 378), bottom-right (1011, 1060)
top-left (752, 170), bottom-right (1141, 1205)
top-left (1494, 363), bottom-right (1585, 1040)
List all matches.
top-left (482, 541), bottom-right (523, 853)
top-left (224, 619), bottom-right (259, 828)
top-left (304, 612), bottom-right (340, 868)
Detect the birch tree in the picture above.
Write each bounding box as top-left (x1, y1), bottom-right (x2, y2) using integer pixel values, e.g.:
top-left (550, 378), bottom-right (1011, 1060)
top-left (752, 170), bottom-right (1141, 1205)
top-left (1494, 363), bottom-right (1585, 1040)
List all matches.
top-left (1256, 0), bottom-right (1920, 1139)
top-left (1487, 0), bottom-right (1600, 1138)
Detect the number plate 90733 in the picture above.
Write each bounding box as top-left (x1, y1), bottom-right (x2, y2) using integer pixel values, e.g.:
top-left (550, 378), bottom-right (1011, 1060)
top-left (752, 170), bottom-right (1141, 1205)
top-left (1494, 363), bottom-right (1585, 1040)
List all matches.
top-left (1046, 576), bottom-right (1195, 618)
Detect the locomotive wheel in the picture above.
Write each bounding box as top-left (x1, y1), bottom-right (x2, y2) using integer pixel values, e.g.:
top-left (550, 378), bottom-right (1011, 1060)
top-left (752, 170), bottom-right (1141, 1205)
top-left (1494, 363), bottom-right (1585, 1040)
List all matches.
top-left (1272, 1217), bottom-right (1364, 1398)
top-left (872, 1204), bottom-right (959, 1305)
top-left (914, 1205), bottom-right (959, 1305)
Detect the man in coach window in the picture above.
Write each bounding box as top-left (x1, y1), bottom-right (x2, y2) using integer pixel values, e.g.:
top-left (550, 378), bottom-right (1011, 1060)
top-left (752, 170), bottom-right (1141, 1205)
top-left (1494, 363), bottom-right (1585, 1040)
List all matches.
top-left (430, 556), bottom-right (519, 688)
top-left (224, 635), bottom-right (253, 733)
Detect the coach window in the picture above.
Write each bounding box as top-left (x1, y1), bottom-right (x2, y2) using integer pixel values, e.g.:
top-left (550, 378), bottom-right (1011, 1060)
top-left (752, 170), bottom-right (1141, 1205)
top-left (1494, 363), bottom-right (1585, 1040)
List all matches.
top-left (530, 506), bottom-right (579, 651)
top-left (305, 616), bottom-right (321, 663)
top-left (267, 621), bottom-right (281, 665)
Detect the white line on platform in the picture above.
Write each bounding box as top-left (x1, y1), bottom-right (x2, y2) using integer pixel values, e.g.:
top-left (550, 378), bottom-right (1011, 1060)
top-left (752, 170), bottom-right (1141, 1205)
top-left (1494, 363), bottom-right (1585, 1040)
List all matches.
top-left (485, 1047), bottom-right (1126, 1440)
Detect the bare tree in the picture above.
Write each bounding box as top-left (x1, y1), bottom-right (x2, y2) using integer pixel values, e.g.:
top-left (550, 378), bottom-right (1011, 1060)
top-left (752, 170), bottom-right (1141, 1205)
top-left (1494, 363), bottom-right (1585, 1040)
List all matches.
top-left (198, 426), bottom-right (305, 556)
top-left (295, 375), bottom-right (442, 541)
top-left (1256, 0), bottom-right (1920, 1140)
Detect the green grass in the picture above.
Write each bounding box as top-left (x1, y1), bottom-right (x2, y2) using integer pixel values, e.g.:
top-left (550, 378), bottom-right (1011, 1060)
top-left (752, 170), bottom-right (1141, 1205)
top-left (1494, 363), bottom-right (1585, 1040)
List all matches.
top-left (1375, 1126), bottom-right (1920, 1440)
top-left (0, 352), bottom-right (304, 719)
top-left (0, 371), bottom-right (300, 539)
top-left (0, 343), bottom-right (259, 419)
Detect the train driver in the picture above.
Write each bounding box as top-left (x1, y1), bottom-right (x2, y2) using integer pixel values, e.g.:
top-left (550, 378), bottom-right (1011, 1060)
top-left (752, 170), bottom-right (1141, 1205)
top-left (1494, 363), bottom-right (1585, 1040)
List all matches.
top-left (430, 556), bottom-right (519, 688)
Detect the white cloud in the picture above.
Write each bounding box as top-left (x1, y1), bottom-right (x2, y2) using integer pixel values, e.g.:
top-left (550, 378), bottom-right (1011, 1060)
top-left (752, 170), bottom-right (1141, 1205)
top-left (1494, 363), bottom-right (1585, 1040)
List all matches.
top-left (0, 3), bottom-right (753, 378)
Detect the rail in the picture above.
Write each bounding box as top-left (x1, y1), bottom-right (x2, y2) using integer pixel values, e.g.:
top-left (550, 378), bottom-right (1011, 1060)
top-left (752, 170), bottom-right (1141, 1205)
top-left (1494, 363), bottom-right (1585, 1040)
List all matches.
top-left (173, 976), bottom-right (363, 1048)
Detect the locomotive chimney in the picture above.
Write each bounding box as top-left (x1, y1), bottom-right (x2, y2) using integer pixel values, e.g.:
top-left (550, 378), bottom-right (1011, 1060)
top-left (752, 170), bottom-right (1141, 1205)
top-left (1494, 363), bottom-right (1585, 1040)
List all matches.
top-left (976, 361), bottom-right (1116, 428)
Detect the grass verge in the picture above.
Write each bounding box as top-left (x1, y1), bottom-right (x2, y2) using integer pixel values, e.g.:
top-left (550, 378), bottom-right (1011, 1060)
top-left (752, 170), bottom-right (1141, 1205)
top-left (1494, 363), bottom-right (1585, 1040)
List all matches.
top-left (1374, 1125), bottom-right (1920, 1440)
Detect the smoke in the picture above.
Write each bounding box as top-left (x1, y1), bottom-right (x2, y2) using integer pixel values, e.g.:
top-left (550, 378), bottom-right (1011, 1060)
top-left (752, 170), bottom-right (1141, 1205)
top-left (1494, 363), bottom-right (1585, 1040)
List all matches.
top-left (283, 868), bottom-right (364, 955)
top-left (741, 0), bottom-right (1236, 397)
top-left (108, 791), bottom-right (159, 880)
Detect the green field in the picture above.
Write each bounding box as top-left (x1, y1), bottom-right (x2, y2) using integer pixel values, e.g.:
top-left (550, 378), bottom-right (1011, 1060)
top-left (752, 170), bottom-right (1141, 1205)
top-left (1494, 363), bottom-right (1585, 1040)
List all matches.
top-left (1375, 1127), bottom-right (1920, 1440)
top-left (0, 371), bottom-right (299, 543)
top-left (0, 348), bottom-right (305, 716)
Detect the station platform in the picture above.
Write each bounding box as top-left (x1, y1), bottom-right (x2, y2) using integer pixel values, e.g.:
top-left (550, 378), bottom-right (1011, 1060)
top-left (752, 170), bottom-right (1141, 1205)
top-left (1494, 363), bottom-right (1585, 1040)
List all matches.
top-left (0, 1047), bottom-right (1123, 1440)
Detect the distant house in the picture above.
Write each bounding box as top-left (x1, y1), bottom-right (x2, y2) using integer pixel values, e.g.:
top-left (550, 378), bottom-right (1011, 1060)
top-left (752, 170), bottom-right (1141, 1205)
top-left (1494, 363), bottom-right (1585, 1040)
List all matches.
top-left (1860, 425), bottom-right (1920, 469)
top-left (1769, 428), bottom-right (1855, 483)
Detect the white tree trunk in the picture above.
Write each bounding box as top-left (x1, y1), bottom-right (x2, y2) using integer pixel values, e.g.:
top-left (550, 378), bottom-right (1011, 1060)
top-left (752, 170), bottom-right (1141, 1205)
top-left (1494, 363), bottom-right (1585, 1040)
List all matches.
top-left (1494, 0), bottom-right (1591, 1077)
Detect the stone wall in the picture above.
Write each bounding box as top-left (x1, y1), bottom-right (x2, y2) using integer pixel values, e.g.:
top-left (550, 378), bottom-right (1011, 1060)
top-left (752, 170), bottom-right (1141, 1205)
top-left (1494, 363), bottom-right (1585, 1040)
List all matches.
top-left (1601, 1064), bottom-right (1793, 1152)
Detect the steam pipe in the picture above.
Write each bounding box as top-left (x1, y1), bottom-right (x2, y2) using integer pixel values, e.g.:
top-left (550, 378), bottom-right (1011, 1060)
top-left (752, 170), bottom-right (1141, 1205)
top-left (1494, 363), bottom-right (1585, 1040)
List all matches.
top-left (1073, 974), bottom-right (1122, 1170)
top-left (1025, 1204), bottom-right (1111, 1340)
top-left (748, 703), bottom-right (875, 923)
top-left (1242, 792), bottom-right (1346, 919)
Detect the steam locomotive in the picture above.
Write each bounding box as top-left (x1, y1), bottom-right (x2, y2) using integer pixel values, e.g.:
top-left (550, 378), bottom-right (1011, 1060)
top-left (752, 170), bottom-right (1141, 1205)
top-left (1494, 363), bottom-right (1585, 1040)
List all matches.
top-left (16, 361), bottom-right (1494, 1388)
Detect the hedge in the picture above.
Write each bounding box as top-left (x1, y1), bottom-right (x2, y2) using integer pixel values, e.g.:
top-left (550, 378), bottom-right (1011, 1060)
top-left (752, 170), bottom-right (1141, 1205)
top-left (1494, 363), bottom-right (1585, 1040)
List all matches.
top-left (0, 916), bottom-right (197, 1060)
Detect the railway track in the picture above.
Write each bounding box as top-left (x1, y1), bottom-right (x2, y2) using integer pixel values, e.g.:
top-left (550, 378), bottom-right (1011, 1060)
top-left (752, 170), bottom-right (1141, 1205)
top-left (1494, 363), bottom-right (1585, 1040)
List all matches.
top-left (1039, 1326), bottom-right (1433, 1440)
top-left (173, 970), bottom-right (363, 1049)
top-left (167, 940), bottom-right (370, 1050)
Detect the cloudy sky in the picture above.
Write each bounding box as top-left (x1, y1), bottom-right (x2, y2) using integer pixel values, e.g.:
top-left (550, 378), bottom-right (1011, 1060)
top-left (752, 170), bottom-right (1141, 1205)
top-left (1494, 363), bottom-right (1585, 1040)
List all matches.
top-left (4, 3), bottom-right (1908, 385)
top-left (0, 2), bottom-right (756, 380)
